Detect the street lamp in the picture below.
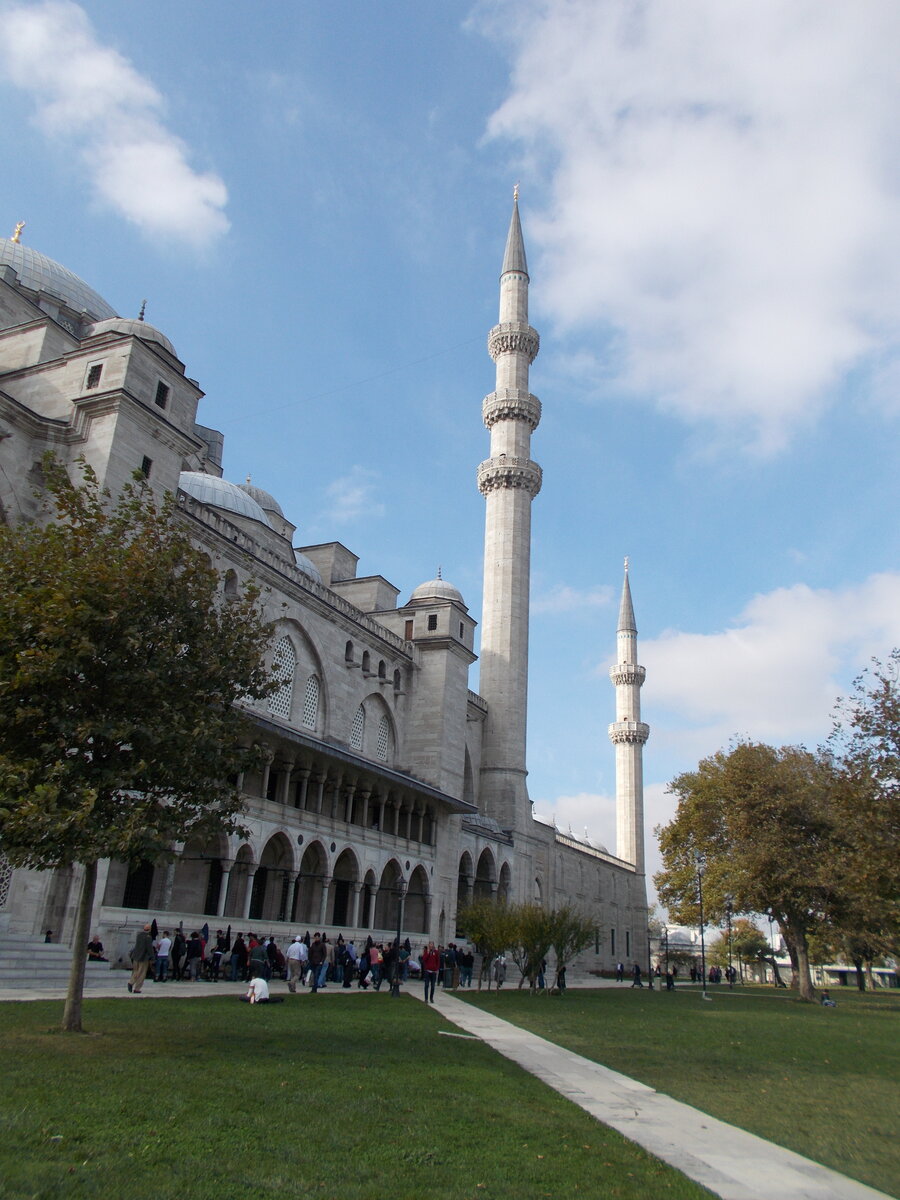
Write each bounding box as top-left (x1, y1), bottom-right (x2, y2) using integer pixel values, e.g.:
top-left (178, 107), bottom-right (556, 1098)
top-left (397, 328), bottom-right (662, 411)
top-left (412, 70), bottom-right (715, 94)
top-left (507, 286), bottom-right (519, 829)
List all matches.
top-left (647, 923), bottom-right (654, 990)
top-left (724, 894), bottom-right (734, 989)
top-left (694, 851), bottom-right (710, 1001)
top-left (389, 880), bottom-right (406, 999)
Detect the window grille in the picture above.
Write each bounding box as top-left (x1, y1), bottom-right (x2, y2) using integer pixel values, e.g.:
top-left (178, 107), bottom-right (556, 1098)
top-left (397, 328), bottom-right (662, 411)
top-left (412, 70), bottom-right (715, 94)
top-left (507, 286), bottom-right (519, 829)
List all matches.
top-left (350, 704), bottom-right (365, 749)
top-left (268, 636), bottom-right (296, 718)
top-left (302, 674), bottom-right (319, 728)
top-left (376, 716), bottom-right (390, 761)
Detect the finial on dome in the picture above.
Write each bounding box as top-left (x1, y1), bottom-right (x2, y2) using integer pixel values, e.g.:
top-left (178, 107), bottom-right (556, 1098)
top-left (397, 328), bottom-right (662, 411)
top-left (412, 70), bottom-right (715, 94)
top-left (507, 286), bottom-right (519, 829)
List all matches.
top-left (138, 299), bottom-right (147, 321)
top-left (11, 220), bottom-right (25, 244)
top-left (437, 565), bottom-right (442, 580)
top-left (246, 474), bottom-right (252, 485)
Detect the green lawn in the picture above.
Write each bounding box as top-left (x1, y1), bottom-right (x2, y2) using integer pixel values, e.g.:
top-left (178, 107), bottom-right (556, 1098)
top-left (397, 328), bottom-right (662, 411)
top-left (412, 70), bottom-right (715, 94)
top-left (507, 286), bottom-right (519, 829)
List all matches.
top-left (0, 994), bottom-right (711, 1200)
top-left (459, 984), bottom-right (900, 1197)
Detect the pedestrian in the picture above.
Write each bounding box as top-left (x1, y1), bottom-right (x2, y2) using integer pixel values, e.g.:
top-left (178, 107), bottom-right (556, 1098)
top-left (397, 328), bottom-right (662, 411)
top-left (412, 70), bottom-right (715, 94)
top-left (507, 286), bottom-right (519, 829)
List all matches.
top-left (616, 961), bottom-right (625, 982)
top-left (631, 962), bottom-right (643, 988)
top-left (308, 933), bottom-right (327, 993)
top-left (421, 941), bottom-right (440, 1003)
top-left (491, 953), bottom-right (507, 989)
top-left (128, 923), bottom-right (155, 994)
top-left (285, 936), bottom-right (307, 993)
top-left (155, 930), bottom-right (172, 982)
top-left (185, 931), bottom-right (204, 981)
top-left (171, 930), bottom-right (186, 980)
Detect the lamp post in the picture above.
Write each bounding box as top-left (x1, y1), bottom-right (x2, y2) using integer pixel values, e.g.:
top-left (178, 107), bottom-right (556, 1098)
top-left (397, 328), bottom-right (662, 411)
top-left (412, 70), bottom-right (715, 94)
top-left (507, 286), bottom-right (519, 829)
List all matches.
top-left (647, 924), bottom-right (654, 990)
top-left (724, 894), bottom-right (734, 988)
top-left (694, 851), bottom-right (709, 1000)
top-left (390, 880), bottom-right (406, 999)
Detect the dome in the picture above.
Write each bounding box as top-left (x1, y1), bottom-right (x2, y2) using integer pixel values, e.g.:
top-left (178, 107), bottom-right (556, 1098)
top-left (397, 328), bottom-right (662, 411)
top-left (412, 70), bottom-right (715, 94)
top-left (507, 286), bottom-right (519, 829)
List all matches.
top-left (293, 549), bottom-right (323, 584)
top-left (409, 576), bottom-right (465, 605)
top-left (178, 472), bottom-right (273, 529)
top-left (87, 317), bottom-right (176, 358)
top-left (0, 237), bottom-right (117, 322)
top-left (239, 481), bottom-right (284, 517)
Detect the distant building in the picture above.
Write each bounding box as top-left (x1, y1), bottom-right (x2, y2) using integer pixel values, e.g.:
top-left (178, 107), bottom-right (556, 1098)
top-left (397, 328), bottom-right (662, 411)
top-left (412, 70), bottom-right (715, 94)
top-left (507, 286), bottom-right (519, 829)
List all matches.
top-left (0, 203), bottom-right (648, 970)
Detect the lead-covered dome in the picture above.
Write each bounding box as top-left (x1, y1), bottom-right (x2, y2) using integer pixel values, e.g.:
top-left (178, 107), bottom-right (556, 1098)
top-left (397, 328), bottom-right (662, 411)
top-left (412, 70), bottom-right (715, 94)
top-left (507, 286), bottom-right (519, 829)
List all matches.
top-left (409, 576), bottom-right (465, 605)
top-left (178, 472), bottom-right (274, 529)
top-left (0, 237), bottom-right (117, 322)
top-left (87, 317), bottom-right (176, 358)
top-left (293, 548), bottom-right (323, 584)
top-left (239, 481), bottom-right (284, 518)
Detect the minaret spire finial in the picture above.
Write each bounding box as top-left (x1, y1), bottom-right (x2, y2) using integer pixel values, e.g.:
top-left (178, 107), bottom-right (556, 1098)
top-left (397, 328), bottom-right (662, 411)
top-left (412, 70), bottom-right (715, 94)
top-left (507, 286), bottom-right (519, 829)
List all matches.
top-left (138, 299), bottom-right (147, 321)
top-left (624, 555), bottom-right (629, 573)
top-left (513, 181), bottom-right (519, 203)
top-left (11, 220), bottom-right (25, 244)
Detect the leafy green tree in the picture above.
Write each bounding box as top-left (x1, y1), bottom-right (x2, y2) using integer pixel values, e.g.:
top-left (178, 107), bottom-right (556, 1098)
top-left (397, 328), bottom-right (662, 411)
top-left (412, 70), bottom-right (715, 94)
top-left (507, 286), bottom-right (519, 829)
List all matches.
top-left (546, 905), bottom-right (597, 993)
top-left (0, 459), bottom-right (273, 1031)
top-left (655, 742), bottom-right (844, 1001)
top-left (507, 904), bottom-right (554, 992)
top-left (456, 900), bottom-right (520, 990)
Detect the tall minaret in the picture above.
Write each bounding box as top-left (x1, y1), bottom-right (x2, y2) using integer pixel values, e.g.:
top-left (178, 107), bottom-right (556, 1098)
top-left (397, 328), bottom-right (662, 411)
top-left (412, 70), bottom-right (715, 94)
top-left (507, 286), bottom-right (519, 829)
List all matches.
top-left (608, 560), bottom-right (649, 872)
top-left (477, 190), bottom-right (542, 834)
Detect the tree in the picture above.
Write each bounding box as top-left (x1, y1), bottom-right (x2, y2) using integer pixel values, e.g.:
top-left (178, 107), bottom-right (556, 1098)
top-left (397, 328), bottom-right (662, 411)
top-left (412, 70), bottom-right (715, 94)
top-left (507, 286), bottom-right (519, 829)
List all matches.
top-left (508, 903), bottom-right (554, 992)
top-left (456, 900), bottom-right (520, 989)
top-left (655, 742), bottom-right (844, 1001)
top-left (545, 905), bottom-right (597, 993)
top-left (0, 459), bottom-right (273, 1031)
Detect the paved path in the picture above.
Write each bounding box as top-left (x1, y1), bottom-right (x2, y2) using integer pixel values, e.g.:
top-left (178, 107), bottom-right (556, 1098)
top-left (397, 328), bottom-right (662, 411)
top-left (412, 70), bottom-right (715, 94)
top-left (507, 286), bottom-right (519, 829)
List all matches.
top-left (420, 988), bottom-right (892, 1200)
top-left (1, 977), bottom-right (891, 1200)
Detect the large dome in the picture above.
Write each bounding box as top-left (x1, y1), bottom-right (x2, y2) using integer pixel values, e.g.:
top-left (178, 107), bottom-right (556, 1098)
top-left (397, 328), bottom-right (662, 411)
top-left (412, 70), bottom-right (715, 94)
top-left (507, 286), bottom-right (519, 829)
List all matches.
top-left (0, 237), bottom-right (117, 322)
top-left (178, 472), bottom-right (274, 529)
top-left (87, 317), bottom-right (176, 358)
top-left (239, 481), bottom-right (284, 517)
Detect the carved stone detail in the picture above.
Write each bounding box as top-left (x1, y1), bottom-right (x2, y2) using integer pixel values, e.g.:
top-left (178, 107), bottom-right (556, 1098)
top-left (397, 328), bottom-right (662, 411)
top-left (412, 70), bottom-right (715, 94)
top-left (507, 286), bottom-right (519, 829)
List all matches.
top-left (477, 456), bottom-right (542, 498)
top-left (607, 721), bottom-right (650, 746)
top-left (482, 389), bottom-right (542, 431)
top-left (487, 322), bottom-right (540, 364)
top-left (609, 664), bottom-right (646, 687)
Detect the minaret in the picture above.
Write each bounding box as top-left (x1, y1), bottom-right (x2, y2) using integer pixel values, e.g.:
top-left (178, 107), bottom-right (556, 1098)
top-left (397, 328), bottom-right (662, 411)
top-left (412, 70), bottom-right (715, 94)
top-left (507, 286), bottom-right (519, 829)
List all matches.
top-left (477, 191), bottom-right (542, 834)
top-left (608, 560), bottom-right (649, 872)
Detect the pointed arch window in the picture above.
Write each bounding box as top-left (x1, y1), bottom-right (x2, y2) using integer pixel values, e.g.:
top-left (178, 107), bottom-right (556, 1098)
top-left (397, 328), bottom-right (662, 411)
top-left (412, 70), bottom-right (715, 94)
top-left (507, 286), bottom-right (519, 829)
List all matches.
top-left (302, 673), bottom-right (320, 729)
top-left (350, 704), bottom-right (365, 750)
top-left (376, 715), bottom-right (391, 761)
top-left (268, 636), bottom-right (296, 719)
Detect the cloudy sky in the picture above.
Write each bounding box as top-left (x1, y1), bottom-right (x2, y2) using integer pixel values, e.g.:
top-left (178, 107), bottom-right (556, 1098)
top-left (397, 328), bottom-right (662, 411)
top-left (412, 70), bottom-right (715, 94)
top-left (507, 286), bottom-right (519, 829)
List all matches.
top-left (2, 0), bottom-right (898, 900)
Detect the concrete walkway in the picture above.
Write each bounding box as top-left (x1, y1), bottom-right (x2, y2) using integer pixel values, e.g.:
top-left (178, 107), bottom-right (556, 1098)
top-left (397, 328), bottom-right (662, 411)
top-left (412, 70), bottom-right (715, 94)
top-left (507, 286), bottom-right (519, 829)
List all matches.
top-left (420, 988), bottom-right (893, 1200)
top-left (1, 977), bottom-right (892, 1200)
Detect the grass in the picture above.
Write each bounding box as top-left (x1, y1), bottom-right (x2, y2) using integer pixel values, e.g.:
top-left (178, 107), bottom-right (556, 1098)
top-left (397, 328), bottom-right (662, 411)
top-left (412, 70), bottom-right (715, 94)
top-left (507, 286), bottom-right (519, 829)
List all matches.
top-left (459, 983), bottom-right (900, 1197)
top-left (0, 993), bottom-right (712, 1200)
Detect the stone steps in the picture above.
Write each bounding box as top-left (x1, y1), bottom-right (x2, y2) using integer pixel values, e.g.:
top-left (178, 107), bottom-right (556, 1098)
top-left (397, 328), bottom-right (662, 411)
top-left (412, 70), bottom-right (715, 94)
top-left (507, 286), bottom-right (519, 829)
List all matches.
top-left (0, 935), bottom-right (114, 988)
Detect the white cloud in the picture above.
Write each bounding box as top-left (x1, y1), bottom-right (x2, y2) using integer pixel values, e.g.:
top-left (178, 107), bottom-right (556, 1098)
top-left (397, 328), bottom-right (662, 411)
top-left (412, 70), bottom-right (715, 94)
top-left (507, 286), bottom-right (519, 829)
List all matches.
top-left (320, 467), bottom-right (385, 527)
top-left (479, 0), bottom-right (900, 452)
top-left (532, 583), bottom-right (612, 615)
top-left (639, 572), bottom-right (900, 752)
top-left (532, 791), bottom-right (617, 850)
top-left (0, 1), bottom-right (228, 245)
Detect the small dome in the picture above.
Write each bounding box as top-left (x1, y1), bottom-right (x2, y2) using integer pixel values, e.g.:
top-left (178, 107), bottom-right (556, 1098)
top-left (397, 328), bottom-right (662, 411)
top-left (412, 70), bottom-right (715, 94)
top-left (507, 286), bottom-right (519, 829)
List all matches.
top-left (87, 317), bottom-right (176, 358)
top-left (409, 576), bottom-right (465, 605)
top-left (293, 549), bottom-right (323, 584)
top-left (178, 472), bottom-right (273, 529)
top-left (0, 237), bottom-right (117, 322)
top-left (239, 481), bottom-right (284, 517)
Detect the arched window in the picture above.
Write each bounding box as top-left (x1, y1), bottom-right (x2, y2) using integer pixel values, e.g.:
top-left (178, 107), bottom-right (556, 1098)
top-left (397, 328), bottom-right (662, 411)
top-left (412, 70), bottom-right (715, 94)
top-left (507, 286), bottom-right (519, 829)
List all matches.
top-left (268, 636), bottom-right (296, 719)
top-left (376, 715), bottom-right (391, 761)
top-left (377, 660), bottom-right (386, 680)
top-left (393, 669), bottom-right (402, 693)
top-left (344, 640), bottom-right (354, 663)
top-left (350, 704), bottom-right (365, 750)
top-left (224, 569), bottom-right (238, 599)
top-left (361, 650), bottom-right (371, 674)
top-left (302, 674), bottom-right (320, 729)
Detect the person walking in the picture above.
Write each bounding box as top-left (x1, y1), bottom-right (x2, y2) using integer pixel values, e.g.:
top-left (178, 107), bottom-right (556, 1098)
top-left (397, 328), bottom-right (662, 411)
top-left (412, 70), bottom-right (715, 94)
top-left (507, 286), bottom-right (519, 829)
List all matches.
top-left (631, 962), bottom-right (643, 988)
top-left (128, 924), bottom-right (155, 994)
top-left (421, 941), bottom-right (440, 1003)
top-left (285, 936), bottom-right (307, 993)
top-left (155, 931), bottom-right (172, 982)
top-left (308, 933), bottom-right (327, 993)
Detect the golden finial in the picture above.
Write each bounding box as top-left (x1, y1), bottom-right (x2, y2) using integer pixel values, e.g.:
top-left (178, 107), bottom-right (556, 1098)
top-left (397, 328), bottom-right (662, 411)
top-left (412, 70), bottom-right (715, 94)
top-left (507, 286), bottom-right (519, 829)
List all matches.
top-left (11, 221), bottom-right (25, 244)
top-left (513, 181), bottom-right (519, 203)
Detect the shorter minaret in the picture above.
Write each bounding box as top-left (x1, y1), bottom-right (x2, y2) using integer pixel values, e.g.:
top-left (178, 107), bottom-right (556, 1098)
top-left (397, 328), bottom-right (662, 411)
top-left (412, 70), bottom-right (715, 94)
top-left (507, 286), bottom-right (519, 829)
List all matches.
top-left (608, 560), bottom-right (649, 872)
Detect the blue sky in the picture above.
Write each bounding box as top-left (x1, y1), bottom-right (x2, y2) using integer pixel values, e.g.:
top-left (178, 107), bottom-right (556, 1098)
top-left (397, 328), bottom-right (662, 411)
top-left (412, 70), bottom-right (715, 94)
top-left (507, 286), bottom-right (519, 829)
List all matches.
top-left (2, 1), bottom-right (898, 901)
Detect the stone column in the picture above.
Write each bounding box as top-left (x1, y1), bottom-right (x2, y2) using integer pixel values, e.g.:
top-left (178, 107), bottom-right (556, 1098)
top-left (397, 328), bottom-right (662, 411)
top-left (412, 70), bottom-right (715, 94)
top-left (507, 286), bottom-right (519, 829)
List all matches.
top-left (350, 882), bottom-right (363, 929)
top-left (319, 876), bottom-right (332, 926)
top-left (295, 767), bottom-right (311, 810)
top-left (241, 868), bottom-right (257, 921)
top-left (215, 861), bottom-right (233, 917)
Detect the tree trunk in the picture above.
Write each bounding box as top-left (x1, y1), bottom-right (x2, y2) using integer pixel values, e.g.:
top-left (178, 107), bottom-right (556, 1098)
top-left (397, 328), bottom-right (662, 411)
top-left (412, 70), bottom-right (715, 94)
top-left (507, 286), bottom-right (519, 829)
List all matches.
top-left (789, 924), bottom-right (817, 1002)
top-left (852, 956), bottom-right (866, 991)
top-left (62, 860), bottom-right (97, 1033)
top-left (864, 959), bottom-right (875, 991)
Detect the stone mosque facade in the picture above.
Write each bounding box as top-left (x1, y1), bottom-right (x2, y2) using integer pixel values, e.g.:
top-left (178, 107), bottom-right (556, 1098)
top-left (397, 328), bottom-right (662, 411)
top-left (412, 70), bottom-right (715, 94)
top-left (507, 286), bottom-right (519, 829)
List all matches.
top-left (0, 204), bottom-right (649, 972)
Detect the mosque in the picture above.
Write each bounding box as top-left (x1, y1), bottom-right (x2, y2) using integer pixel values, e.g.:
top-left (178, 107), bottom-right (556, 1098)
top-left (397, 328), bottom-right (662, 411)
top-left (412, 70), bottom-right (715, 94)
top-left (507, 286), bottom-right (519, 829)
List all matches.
top-left (0, 203), bottom-right (649, 972)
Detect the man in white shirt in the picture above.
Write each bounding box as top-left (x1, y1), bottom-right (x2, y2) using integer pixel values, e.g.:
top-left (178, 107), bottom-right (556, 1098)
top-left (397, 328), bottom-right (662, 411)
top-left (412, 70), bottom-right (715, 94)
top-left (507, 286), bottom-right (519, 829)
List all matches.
top-left (155, 932), bottom-right (172, 982)
top-left (285, 936), bottom-right (308, 993)
top-left (246, 975), bottom-right (269, 1003)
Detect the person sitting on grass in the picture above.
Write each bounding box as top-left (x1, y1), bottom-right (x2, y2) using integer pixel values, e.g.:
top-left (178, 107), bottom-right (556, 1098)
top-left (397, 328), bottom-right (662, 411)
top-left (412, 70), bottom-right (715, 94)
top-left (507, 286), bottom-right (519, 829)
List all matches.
top-left (821, 989), bottom-right (837, 1008)
top-left (240, 975), bottom-right (283, 1004)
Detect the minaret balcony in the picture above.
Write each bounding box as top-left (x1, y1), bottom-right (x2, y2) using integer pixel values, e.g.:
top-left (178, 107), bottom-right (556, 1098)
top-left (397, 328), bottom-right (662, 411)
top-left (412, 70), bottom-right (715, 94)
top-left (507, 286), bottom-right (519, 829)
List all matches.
top-left (609, 664), bottom-right (646, 687)
top-left (477, 456), bottom-right (542, 498)
top-left (608, 720), bottom-right (650, 745)
top-left (488, 322), bottom-right (540, 364)
top-left (482, 388), bottom-right (542, 431)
